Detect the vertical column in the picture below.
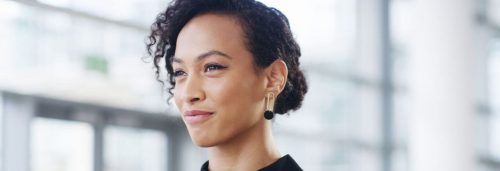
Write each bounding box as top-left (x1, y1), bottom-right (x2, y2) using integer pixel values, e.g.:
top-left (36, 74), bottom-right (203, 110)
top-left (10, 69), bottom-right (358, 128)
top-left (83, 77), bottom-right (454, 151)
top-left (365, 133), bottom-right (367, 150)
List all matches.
top-left (3, 93), bottom-right (35, 171)
top-left (357, 0), bottom-right (392, 170)
top-left (94, 117), bottom-right (104, 171)
top-left (409, 0), bottom-right (476, 171)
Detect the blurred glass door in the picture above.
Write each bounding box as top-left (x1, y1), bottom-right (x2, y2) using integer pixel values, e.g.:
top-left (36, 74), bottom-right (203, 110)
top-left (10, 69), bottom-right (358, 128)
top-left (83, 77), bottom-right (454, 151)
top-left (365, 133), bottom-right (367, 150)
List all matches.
top-left (103, 126), bottom-right (167, 171)
top-left (30, 117), bottom-right (94, 171)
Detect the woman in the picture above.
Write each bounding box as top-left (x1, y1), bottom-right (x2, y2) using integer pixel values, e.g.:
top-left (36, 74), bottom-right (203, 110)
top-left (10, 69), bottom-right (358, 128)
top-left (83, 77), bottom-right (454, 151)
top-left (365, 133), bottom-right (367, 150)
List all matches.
top-left (146, 0), bottom-right (308, 170)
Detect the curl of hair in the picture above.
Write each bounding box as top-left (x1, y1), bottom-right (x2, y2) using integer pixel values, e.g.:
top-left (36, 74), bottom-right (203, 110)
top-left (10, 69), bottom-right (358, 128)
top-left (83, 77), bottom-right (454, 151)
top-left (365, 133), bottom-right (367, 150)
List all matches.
top-left (146, 0), bottom-right (308, 114)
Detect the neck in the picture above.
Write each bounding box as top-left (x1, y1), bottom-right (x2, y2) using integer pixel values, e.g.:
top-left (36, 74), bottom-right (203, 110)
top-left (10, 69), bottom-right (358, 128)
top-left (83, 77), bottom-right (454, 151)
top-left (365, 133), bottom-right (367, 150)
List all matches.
top-left (207, 120), bottom-right (281, 171)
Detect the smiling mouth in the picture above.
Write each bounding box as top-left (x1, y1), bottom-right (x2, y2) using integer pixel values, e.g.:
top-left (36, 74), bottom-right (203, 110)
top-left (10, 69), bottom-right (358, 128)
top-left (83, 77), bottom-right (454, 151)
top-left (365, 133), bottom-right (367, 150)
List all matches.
top-left (184, 110), bottom-right (214, 125)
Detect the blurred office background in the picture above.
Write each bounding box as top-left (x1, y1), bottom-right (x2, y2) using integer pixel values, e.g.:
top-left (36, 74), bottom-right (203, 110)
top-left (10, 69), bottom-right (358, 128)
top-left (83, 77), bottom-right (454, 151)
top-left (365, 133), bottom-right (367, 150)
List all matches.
top-left (0, 0), bottom-right (498, 171)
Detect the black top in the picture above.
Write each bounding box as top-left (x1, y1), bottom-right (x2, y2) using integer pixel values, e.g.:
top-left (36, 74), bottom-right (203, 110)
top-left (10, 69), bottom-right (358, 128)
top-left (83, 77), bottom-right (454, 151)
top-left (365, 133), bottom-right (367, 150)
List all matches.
top-left (200, 154), bottom-right (303, 171)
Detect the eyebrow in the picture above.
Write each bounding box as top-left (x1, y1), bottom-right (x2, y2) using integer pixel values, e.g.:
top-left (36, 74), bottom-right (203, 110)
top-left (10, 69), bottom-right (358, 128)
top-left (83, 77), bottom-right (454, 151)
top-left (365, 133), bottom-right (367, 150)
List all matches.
top-left (173, 50), bottom-right (232, 64)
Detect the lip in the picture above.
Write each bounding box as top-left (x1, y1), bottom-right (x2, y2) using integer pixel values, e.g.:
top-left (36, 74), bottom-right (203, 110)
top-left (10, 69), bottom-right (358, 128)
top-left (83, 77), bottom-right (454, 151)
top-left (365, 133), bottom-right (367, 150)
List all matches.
top-left (184, 110), bottom-right (214, 125)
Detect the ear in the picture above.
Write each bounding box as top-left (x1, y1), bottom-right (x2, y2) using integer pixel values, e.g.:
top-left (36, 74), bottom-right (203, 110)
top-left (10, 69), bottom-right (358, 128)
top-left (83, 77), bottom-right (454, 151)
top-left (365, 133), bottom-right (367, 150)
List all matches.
top-left (265, 59), bottom-right (288, 94)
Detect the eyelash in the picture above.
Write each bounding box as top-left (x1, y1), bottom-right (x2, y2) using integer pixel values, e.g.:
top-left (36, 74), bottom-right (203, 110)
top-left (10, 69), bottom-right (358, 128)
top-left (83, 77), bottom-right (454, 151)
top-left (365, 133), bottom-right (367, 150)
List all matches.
top-left (173, 70), bottom-right (186, 78)
top-left (172, 63), bottom-right (227, 78)
top-left (204, 63), bottom-right (227, 72)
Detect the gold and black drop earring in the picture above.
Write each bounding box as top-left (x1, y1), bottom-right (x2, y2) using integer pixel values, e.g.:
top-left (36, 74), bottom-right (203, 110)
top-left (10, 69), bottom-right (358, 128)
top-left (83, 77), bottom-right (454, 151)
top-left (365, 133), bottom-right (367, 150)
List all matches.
top-left (264, 92), bottom-right (275, 120)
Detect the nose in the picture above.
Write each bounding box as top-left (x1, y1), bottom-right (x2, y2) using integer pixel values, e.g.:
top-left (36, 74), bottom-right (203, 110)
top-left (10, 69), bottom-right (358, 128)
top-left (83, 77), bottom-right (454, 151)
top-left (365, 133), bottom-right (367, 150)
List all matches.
top-left (180, 75), bottom-right (205, 104)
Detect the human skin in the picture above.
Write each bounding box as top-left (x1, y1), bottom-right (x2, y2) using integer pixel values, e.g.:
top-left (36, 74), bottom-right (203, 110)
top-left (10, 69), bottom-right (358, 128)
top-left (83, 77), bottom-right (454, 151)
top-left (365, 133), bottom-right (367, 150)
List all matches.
top-left (172, 13), bottom-right (288, 171)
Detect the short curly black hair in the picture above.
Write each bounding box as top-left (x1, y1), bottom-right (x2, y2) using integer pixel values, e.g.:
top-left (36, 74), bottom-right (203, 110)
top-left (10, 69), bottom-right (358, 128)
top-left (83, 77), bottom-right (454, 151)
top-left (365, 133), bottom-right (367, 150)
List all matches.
top-left (146, 0), bottom-right (308, 114)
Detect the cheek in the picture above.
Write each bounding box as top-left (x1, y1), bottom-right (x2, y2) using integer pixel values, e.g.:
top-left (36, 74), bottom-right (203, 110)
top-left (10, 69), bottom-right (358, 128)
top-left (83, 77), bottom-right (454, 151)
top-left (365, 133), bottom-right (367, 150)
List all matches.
top-left (207, 74), bottom-right (262, 115)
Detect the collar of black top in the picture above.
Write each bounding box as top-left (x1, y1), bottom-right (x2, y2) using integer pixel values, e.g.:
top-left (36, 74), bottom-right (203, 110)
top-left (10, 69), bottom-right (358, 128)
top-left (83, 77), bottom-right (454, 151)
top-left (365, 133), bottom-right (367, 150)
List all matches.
top-left (200, 154), bottom-right (303, 171)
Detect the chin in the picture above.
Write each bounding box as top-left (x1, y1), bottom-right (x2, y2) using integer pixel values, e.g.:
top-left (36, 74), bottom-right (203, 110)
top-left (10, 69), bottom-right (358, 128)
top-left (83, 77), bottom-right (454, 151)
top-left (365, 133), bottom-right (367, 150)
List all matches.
top-left (190, 134), bottom-right (218, 147)
top-left (186, 127), bottom-right (218, 147)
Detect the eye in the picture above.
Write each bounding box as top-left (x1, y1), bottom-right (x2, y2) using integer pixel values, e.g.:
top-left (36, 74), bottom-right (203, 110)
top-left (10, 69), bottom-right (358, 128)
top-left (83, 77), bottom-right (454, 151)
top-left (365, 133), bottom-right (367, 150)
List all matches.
top-left (173, 69), bottom-right (187, 78)
top-left (204, 63), bottom-right (227, 72)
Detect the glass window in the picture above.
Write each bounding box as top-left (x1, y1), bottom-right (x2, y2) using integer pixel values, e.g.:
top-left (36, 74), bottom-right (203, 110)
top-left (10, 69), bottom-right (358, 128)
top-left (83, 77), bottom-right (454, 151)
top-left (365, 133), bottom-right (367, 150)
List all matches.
top-left (491, 115), bottom-right (500, 159)
top-left (391, 149), bottom-right (408, 171)
top-left (0, 0), bottom-right (166, 113)
top-left (490, 38), bottom-right (500, 114)
top-left (260, 0), bottom-right (357, 65)
top-left (260, 0), bottom-right (388, 170)
top-left (30, 117), bottom-right (94, 171)
top-left (278, 72), bottom-right (359, 132)
top-left (487, 0), bottom-right (500, 27)
top-left (37, 0), bottom-right (167, 27)
top-left (0, 94), bottom-right (3, 171)
top-left (274, 70), bottom-right (384, 170)
top-left (489, 37), bottom-right (500, 160)
top-left (275, 133), bottom-right (348, 171)
top-left (104, 126), bottom-right (167, 171)
top-left (0, 1), bottom-right (38, 71)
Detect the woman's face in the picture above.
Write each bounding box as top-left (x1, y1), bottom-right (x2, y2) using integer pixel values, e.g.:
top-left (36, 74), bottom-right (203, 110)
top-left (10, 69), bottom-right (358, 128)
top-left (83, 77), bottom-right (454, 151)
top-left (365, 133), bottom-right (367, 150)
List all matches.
top-left (172, 13), bottom-right (267, 147)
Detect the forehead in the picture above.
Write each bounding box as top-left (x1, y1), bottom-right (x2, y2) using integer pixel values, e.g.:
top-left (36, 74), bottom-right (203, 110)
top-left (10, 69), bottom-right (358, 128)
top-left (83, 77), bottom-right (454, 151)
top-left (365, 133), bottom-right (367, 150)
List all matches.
top-left (174, 13), bottom-right (248, 60)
